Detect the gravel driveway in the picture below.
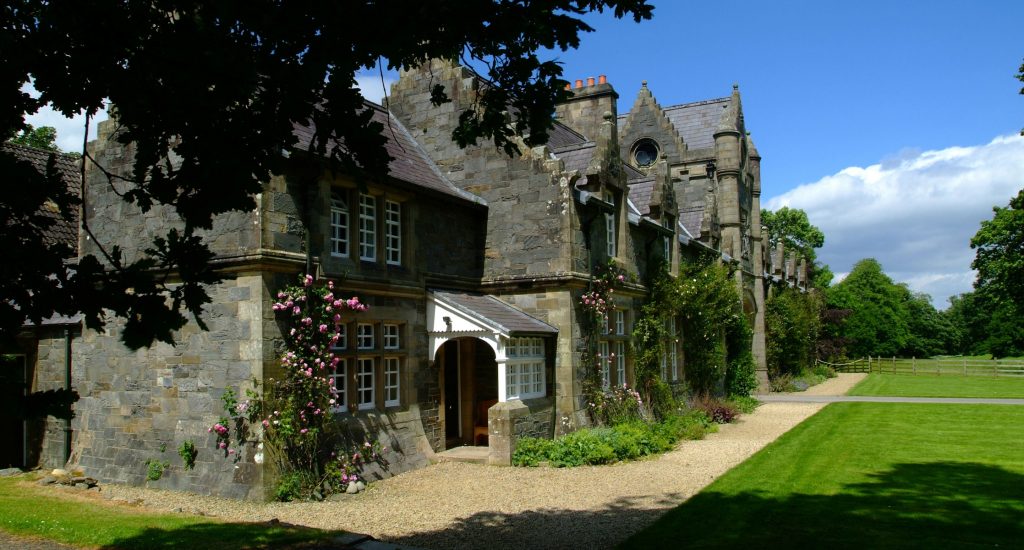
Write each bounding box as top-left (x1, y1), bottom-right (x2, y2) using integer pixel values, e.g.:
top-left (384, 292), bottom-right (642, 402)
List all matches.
top-left (89, 374), bottom-right (867, 549)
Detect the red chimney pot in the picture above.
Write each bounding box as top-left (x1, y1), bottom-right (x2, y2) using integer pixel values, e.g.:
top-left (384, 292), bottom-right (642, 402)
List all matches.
top-left (574, 79), bottom-right (583, 89)
top-left (586, 76), bottom-right (595, 86)
top-left (598, 75), bottom-right (607, 85)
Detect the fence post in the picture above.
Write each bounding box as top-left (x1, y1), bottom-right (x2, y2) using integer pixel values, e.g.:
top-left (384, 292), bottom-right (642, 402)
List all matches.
top-left (963, 357), bottom-right (966, 375)
top-left (892, 356), bottom-right (896, 374)
top-left (912, 356), bottom-right (916, 375)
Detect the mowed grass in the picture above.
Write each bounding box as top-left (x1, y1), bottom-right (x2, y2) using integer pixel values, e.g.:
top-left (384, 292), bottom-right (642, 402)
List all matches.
top-left (849, 373), bottom-right (1024, 398)
top-left (623, 403), bottom-right (1024, 549)
top-left (0, 477), bottom-right (341, 549)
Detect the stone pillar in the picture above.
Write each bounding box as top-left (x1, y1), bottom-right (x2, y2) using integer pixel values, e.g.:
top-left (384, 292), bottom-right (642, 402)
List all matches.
top-left (748, 142), bottom-right (768, 391)
top-left (488, 400), bottom-right (529, 466)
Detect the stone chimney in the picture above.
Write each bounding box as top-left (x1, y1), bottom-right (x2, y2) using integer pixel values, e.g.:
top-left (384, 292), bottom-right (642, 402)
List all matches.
top-left (555, 74), bottom-right (618, 142)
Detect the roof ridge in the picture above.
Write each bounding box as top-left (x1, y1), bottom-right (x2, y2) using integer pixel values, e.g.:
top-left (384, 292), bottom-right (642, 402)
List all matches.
top-left (383, 110), bottom-right (486, 206)
top-left (662, 96), bottom-right (731, 111)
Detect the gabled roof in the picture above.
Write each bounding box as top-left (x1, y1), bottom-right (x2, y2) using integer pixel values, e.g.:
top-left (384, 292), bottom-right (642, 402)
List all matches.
top-left (431, 290), bottom-right (557, 335)
top-left (617, 96), bottom-right (731, 152)
top-left (1, 143), bottom-right (81, 254)
top-left (662, 97), bottom-right (730, 151)
top-left (292, 103), bottom-right (484, 206)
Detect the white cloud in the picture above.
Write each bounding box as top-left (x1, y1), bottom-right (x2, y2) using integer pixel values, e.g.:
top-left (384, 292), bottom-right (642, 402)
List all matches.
top-left (766, 134), bottom-right (1024, 309)
top-left (354, 74), bottom-right (397, 105)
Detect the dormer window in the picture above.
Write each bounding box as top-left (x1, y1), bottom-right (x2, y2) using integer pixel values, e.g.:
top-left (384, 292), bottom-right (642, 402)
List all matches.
top-left (632, 138), bottom-right (659, 168)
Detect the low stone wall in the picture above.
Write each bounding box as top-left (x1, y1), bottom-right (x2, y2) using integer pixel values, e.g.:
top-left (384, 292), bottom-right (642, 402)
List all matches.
top-left (487, 397), bottom-right (553, 466)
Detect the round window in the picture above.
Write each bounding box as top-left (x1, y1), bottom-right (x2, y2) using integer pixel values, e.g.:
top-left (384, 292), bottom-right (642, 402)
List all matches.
top-left (632, 139), bottom-right (659, 167)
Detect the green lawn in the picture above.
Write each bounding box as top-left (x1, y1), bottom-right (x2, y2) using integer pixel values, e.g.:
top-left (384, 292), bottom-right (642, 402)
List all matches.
top-left (623, 403), bottom-right (1024, 548)
top-left (0, 477), bottom-right (341, 549)
top-left (849, 373), bottom-right (1024, 398)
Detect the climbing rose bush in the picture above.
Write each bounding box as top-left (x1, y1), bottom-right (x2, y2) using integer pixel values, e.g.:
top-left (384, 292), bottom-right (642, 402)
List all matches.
top-left (210, 274), bottom-right (384, 500)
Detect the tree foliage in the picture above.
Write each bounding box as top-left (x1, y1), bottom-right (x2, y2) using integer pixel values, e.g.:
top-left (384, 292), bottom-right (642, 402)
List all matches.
top-left (971, 189), bottom-right (1024, 309)
top-left (826, 259), bottom-right (960, 358)
top-left (826, 259), bottom-right (911, 357)
top-left (0, 1), bottom-right (653, 348)
top-left (761, 206), bottom-right (824, 262)
top-left (765, 286), bottom-right (822, 378)
top-left (7, 123), bottom-right (57, 151)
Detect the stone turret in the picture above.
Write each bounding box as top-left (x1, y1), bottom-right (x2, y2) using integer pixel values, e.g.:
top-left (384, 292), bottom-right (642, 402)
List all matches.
top-left (713, 85), bottom-right (743, 261)
top-left (746, 133), bottom-right (767, 388)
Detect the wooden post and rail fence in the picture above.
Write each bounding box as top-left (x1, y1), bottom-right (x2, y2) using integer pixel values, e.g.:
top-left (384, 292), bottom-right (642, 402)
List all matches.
top-left (816, 357), bottom-right (1024, 377)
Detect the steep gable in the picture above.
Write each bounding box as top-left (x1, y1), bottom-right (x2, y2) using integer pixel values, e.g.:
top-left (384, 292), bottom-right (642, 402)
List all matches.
top-left (617, 82), bottom-right (688, 171)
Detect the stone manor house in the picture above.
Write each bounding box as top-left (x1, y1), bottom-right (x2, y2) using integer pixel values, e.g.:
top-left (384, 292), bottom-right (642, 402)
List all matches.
top-left (6, 60), bottom-right (810, 499)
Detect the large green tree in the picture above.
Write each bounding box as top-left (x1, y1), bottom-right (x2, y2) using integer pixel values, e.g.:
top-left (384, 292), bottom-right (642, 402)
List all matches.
top-left (1, 1), bottom-right (653, 348)
top-left (971, 189), bottom-right (1024, 309)
top-left (826, 259), bottom-right (911, 357)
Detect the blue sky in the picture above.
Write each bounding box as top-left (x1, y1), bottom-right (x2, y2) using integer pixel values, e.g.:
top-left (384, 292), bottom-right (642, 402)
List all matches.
top-left (546, 0), bottom-right (1024, 308)
top-left (28, 1), bottom-right (1024, 308)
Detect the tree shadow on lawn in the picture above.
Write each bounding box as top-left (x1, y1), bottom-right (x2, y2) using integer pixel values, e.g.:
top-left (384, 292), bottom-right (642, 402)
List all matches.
top-left (626, 461), bottom-right (1024, 549)
top-left (96, 521), bottom-right (344, 550)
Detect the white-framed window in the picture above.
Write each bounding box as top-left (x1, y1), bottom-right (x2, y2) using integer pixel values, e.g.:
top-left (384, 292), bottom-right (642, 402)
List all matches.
top-left (359, 194), bottom-right (376, 261)
top-left (383, 324), bottom-right (400, 350)
top-left (615, 310), bottom-right (625, 335)
top-left (357, 358), bottom-right (375, 410)
top-left (331, 323), bottom-right (347, 351)
top-left (357, 323), bottom-right (375, 350)
top-left (615, 341), bottom-right (626, 386)
top-left (605, 211), bottom-right (616, 258)
top-left (384, 357), bottom-right (400, 407)
top-left (330, 359), bottom-right (347, 412)
top-left (599, 340), bottom-right (611, 390)
top-left (330, 193), bottom-right (349, 257)
top-left (385, 200), bottom-right (401, 266)
top-left (506, 337), bottom-right (545, 400)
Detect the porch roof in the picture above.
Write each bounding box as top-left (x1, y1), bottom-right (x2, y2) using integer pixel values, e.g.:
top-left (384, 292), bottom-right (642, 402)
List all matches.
top-left (429, 291), bottom-right (557, 336)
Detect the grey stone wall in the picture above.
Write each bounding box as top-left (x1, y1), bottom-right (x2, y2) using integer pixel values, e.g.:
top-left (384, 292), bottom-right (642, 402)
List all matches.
top-left (68, 275), bottom-right (265, 500)
top-left (512, 397), bottom-right (554, 440)
top-left (29, 328), bottom-right (77, 469)
top-left (83, 119), bottom-right (260, 263)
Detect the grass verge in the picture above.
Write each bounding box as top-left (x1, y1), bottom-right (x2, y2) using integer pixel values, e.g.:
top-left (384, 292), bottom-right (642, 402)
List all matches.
top-left (849, 373), bottom-right (1024, 398)
top-left (623, 402), bottom-right (1024, 548)
top-left (0, 476), bottom-right (341, 549)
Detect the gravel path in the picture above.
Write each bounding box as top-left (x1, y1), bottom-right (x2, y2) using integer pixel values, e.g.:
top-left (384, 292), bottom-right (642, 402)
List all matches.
top-left (80, 374), bottom-right (867, 549)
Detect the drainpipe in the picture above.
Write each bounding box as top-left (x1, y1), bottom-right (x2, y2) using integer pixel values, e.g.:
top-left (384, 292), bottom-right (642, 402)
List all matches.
top-left (63, 328), bottom-right (73, 464)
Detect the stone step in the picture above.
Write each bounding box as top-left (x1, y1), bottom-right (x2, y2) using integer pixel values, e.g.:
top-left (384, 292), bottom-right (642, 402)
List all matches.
top-left (430, 446), bottom-right (489, 465)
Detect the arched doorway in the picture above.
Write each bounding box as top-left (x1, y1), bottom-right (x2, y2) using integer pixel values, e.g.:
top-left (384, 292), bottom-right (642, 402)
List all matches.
top-left (436, 337), bottom-right (498, 449)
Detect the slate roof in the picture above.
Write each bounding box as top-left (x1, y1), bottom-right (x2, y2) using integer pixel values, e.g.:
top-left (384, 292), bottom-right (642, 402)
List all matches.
top-left (547, 121), bottom-right (589, 151)
top-left (617, 96), bottom-right (731, 152)
top-left (662, 97), bottom-right (730, 151)
top-left (1, 143), bottom-right (81, 254)
top-left (553, 142), bottom-right (594, 174)
top-left (431, 290), bottom-right (557, 335)
top-left (292, 103), bottom-right (483, 205)
top-left (679, 205), bottom-right (706, 238)
top-left (627, 178), bottom-right (655, 216)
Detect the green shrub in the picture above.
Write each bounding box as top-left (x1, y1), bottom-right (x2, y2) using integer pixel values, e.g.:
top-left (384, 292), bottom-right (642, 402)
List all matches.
top-left (770, 373), bottom-right (796, 392)
top-left (275, 470), bottom-right (315, 502)
top-left (727, 395), bottom-right (761, 414)
top-left (511, 437), bottom-right (554, 467)
top-left (546, 429), bottom-right (617, 467)
top-left (511, 409), bottom-right (717, 468)
top-left (812, 364), bottom-right (837, 379)
top-left (144, 459), bottom-right (169, 481)
top-left (692, 396), bottom-right (740, 424)
top-left (725, 350), bottom-right (759, 397)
